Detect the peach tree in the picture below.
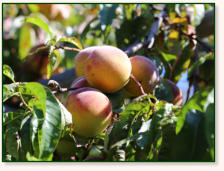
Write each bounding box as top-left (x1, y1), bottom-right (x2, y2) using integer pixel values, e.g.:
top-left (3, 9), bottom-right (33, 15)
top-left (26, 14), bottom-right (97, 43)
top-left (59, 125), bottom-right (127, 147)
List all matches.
top-left (3, 4), bottom-right (214, 161)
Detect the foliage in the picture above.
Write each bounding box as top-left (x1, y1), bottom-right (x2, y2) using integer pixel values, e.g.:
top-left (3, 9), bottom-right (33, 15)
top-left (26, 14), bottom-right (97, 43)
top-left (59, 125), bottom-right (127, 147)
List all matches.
top-left (3, 3), bottom-right (214, 162)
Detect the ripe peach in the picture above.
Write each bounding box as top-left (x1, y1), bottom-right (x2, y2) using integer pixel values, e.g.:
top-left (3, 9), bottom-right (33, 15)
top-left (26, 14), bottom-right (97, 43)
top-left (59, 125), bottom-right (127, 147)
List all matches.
top-left (85, 46), bottom-right (132, 93)
top-left (165, 79), bottom-right (183, 106)
top-left (65, 87), bottom-right (112, 137)
top-left (124, 56), bottom-right (160, 97)
top-left (68, 76), bottom-right (90, 96)
top-left (74, 46), bottom-right (98, 77)
top-left (71, 76), bottom-right (90, 89)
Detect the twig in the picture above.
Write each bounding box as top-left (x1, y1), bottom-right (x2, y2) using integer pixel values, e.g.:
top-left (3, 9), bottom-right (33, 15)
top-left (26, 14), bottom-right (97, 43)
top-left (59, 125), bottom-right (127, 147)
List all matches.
top-left (124, 10), bottom-right (166, 56)
top-left (39, 7), bottom-right (166, 88)
top-left (181, 31), bottom-right (214, 53)
top-left (51, 87), bottom-right (80, 94)
top-left (130, 74), bottom-right (146, 95)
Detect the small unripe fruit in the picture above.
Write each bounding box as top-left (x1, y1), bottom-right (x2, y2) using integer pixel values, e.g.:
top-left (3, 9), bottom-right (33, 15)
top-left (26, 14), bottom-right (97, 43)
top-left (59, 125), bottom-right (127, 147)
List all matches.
top-left (165, 79), bottom-right (183, 106)
top-left (65, 87), bottom-right (112, 137)
top-left (85, 46), bottom-right (132, 93)
top-left (74, 47), bottom-right (98, 77)
top-left (124, 56), bottom-right (160, 97)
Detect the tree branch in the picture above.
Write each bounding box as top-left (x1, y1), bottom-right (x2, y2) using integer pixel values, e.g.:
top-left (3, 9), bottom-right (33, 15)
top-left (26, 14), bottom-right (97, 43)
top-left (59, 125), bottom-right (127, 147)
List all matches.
top-left (124, 10), bottom-right (166, 56)
top-left (39, 8), bottom-right (166, 88)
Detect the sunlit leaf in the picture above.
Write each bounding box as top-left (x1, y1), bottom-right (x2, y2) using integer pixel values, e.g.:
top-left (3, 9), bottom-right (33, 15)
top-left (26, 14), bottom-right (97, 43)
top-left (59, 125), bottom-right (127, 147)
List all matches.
top-left (19, 24), bottom-right (33, 59)
top-left (38, 87), bottom-right (62, 159)
top-left (58, 37), bottom-right (83, 50)
top-left (22, 17), bottom-right (52, 38)
top-left (3, 65), bottom-right (15, 82)
top-left (176, 88), bottom-right (213, 134)
top-left (188, 53), bottom-right (214, 78)
top-left (160, 52), bottom-right (177, 62)
top-left (3, 83), bottom-right (20, 103)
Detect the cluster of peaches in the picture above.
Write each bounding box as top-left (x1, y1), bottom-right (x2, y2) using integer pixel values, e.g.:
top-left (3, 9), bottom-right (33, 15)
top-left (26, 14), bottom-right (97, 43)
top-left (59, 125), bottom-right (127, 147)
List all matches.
top-left (65, 45), bottom-right (182, 138)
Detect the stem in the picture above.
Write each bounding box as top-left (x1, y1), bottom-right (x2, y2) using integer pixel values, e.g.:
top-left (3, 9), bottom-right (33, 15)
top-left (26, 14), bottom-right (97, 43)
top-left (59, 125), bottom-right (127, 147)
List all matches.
top-left (130, 74), bottom-right (146, 95)
top-left (18, 91), bottom-right (33, 112)
top-left (124, 9), bottom-right (166, 56)
top-left (52, 87), bottom-right (80, 94)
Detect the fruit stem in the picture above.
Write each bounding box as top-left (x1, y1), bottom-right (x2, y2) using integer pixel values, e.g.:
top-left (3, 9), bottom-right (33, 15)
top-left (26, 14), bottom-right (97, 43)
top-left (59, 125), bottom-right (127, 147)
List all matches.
top-left (130, 74), bottom-right (146, 95)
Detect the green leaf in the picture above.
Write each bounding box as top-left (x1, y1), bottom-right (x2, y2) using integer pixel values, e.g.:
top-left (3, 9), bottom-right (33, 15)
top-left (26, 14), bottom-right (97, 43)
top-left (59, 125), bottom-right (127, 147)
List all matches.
top-left (26, 152), bottom-right (53, 161)
top-left (19, 23), bottom-right (33, 60)
top-left (154, 79), bottom-right (174, 103)
top-left (159, 110), bottom-right (208, 161)
top-left (20, 114), bottom-right (33, 157)
top-left (106, 90), bottom-right (124, 111)
top-left (57, 37), bottom-right (83, 50)
top-left (188, 53), bottom-right (214, 78)
top-left (3, 65), bottom-right (15, 82)
top-left (3, 83), bottom-right (20, 103)
top-left (160, 52), bottom-right (177, 62)
top-left (18, 82), bottom-right (62, 160)
top-left (57, 99), bottom-right (72, 129)
top-left (27, 4), bottom-right (39, 13)
top-left (20, 82), bottom-right (47, 115)
top-left (204, 89), bottom-right (214, 160)
top-left (38, 87), bottom-right (62, 159)
top-left (30, 112), bottom-right (39, 157)
top-left (47, 46), bottom-right (59, 79)
top-left (172, 42), bottom-right (194, 80)
top-left (109, 95), bottom-right (153, 147)
top-left (22, 17), bottom-right (52, 39)
top-left (99, 4), bottom-right (118, 31)
top-left (3, 110), bottom-right (27, 127)
top-left (4, 111), bottom-right (23, 160)
top-left (176, 88), bottom-right (213, 134)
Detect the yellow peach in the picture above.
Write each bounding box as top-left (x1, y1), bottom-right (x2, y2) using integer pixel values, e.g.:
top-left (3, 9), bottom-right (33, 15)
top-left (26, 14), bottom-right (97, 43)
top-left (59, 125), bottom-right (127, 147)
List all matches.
top-left (85, 46), bottom-right (132, 93)
top-left (124, 56), bottom-right (160, 97)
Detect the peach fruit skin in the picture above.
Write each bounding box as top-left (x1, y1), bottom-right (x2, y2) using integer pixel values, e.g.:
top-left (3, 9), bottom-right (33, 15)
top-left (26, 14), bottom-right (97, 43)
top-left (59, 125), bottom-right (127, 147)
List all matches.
top-left (68, 76), bottom-right (90, 96)
top-left (124, 56), bottom-right (160, 97)
top-left (85, 46), bottom-right (132, 93)
top-left (74, 46), bottom-right (98, 77)
top-left (165, 79), bottom-right (183, 106)
top-left (65, 87), bottom-right (112, 137)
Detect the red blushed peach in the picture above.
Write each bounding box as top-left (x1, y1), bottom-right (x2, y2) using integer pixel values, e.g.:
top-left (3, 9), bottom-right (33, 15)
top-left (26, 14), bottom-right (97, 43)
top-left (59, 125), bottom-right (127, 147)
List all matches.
top-left (65, 87), bottom-right (112, 137)
top-left (68, 76), bottom-right (90, 96)
top-left (165, 79), bottom-right (183, 106)
top-left (124, 56), bottom-right (160, 97)
top-left (85, 46), bottom-right (132, 93)
top-left (74, 46), bottom-right (98, 77)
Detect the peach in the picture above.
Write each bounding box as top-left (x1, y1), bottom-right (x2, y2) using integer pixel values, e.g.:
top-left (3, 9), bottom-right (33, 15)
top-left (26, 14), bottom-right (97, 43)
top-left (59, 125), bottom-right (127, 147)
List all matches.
top-left (70, 76), bottom-right (90, 89)
top-left (65, 87), bottom-right (112, 137)
top-left (85, 46), bottom-right (132, 93)
top-left (165, 79), bottom-right (183, 106)
top-left (74, 46), bottom-right (98, 77)
top-left (68, 76), bottom-right (90, 96)
top-left (124, 56), bottom-right (160, 97)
